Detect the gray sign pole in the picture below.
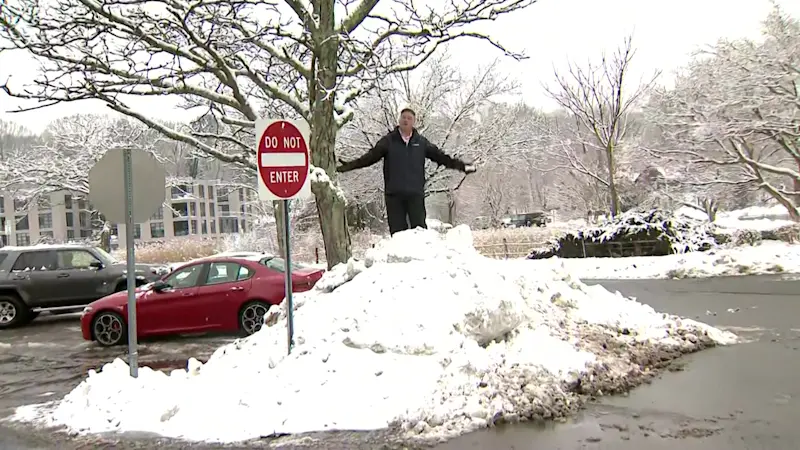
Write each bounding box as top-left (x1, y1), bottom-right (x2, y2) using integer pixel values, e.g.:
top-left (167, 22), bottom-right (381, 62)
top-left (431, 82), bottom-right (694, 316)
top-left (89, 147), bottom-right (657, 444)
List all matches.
top-left (122, 148), bottom-right (139, 378)
top-left (283, 199), bottom-right (294, 355)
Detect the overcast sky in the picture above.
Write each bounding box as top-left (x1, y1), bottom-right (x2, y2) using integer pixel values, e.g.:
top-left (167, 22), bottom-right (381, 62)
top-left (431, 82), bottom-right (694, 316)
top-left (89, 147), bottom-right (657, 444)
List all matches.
top-left (1, 0), bottom-right (797, 133)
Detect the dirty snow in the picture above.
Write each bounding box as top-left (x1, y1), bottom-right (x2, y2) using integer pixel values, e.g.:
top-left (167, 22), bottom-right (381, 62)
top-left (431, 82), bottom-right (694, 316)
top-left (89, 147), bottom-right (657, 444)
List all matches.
top-left (10, 226), bottom-right (735, 444)
top-left (536, 240), bottom-right (800, 280)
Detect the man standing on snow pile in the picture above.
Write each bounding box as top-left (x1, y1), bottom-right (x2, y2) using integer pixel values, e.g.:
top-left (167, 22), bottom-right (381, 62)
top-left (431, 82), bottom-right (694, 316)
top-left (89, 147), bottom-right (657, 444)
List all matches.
top-left (337, 107), bottom-right (476, 235)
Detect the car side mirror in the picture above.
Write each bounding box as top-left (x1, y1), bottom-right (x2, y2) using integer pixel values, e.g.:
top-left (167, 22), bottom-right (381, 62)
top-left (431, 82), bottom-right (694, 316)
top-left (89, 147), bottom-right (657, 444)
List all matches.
top-left (89, 261), bottom-right (104, 270)
top-left (151, 280), bottom-right (168, 292)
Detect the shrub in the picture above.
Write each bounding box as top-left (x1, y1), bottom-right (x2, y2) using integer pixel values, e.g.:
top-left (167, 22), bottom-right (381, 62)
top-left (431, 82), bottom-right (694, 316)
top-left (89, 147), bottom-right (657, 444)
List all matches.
top-left (731, 229), bottom-right (763, 247)
top-left (528, 208), bottom-right (720, 260)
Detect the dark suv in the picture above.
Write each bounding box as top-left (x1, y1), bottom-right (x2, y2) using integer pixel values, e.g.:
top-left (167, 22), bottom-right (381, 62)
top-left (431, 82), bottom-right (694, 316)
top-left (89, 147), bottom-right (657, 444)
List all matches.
top-left (0, 245), bottom-right (169, 329)
top-left (502, 212), bottom-right (548, 228)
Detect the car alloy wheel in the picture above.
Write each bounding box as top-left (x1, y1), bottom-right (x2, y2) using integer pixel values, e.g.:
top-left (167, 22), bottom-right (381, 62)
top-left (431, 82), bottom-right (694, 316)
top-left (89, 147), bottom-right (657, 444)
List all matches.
top-left (0, 300), bottom-right (16, 325)
top-left (240, 302), bottom-right (269, 335)
top-left (93, 312), bottom-right (126, 346)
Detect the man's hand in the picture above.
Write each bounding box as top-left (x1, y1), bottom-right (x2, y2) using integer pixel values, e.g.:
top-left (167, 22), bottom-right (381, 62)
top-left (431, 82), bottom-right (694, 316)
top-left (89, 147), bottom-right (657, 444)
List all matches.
top-left (464, 164), bottom-right (477, 174)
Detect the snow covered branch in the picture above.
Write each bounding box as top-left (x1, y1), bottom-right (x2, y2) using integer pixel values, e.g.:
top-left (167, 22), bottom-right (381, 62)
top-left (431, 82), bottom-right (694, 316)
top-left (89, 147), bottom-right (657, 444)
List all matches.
top-left (544, 35), bottom-right (659, 217)
top-left (646, 5), bottom-right (800, 220)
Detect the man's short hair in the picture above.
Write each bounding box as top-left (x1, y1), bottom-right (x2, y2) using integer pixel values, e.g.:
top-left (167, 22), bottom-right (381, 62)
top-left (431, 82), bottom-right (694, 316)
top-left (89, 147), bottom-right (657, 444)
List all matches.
top-left (400, 107), bottom-right (416, 117)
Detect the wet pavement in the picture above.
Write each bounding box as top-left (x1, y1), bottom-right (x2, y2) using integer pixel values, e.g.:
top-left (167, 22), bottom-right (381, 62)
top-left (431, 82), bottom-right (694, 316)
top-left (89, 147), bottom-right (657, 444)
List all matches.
top-left (1, 274), bottom-right (799, 449)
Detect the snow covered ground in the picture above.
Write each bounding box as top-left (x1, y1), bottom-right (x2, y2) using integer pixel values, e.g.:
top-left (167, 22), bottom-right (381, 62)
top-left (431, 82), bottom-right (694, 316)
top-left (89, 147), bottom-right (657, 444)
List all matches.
top-left (678, 204), bottom-right (795, 231)
top-left (8, 226), bottom-right (735, 445)
top-left (535, 240), bottom-right (800, 280)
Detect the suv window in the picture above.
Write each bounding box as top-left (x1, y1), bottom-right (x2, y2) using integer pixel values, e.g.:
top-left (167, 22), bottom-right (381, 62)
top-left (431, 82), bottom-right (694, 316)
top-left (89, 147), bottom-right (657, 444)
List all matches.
top-left (11, 250), bottom-right (58, 272)
top-left (0, 252), bottom-right (7, 266)
top-left (163, 264), bottom-right (204, 289)
top-left (204, 262), bottom-right (250, 286)
top-left (57, 250), bottom-right (101, 270)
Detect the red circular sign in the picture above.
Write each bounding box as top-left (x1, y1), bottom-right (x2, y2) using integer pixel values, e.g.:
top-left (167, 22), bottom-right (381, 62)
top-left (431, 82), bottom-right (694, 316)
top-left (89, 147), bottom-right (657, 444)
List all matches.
top-left (258, 121), bottom-right (310, 199)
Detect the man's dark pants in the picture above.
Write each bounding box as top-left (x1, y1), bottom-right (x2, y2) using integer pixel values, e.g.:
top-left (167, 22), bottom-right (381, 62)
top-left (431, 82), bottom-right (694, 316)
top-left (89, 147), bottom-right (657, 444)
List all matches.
top-left (385, 193), bottom-right (427, 235)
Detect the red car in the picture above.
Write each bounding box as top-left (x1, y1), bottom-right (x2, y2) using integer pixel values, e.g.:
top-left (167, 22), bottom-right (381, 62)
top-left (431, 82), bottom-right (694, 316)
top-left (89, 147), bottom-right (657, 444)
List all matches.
top-left (80, 255), bottom-right (324, 346)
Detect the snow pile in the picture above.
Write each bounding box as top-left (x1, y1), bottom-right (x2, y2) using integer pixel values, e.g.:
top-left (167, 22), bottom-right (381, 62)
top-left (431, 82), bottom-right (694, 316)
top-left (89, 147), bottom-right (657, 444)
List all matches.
top-left (533, 240), bottom-right (800, 279)
top-left (11, 226), bottom-right (736, 444)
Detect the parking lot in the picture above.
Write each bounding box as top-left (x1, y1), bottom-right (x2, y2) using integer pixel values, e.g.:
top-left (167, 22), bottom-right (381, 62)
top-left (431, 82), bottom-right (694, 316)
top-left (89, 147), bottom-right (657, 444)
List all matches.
top-left (0, 312), bottom-right (233, 418)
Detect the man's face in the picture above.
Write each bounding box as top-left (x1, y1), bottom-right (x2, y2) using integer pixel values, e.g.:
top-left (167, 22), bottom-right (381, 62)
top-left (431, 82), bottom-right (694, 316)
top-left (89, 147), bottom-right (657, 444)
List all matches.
top-left (399, 111), bottom-right (415, 130)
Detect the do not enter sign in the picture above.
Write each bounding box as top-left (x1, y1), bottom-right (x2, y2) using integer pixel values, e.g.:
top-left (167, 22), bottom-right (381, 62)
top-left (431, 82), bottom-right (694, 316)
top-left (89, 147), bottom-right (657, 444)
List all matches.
top-left (256, 119), bottom-right (311, 201)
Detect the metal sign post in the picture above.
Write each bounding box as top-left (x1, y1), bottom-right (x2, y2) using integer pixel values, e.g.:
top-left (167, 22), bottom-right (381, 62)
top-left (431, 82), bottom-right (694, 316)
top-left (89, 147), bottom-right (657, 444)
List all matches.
top-left (89, 148), bottom-right (166, 379)
top-left (122, 148), bottom-right (139, 378)
top-left (283, 200), bottom-right (294, 354)
top-left (255, 119), bottom-right (311, 357)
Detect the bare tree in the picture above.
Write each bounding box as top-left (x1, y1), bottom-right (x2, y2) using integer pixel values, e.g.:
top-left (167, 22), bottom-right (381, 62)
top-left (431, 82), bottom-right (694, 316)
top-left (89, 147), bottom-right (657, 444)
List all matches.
top-left (544, 36), bottom-right (659, 217)
top-left (648, 5), bottom-right (800, 220)
top-left (0, 0), bottom-right (536, 267)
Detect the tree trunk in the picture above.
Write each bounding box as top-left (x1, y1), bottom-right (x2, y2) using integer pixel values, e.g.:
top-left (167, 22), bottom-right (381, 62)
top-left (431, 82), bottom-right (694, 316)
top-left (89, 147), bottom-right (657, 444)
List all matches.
top-left (310, 0), bottom-right (351, 269)
top-left (100, 221), bottom-right (111, 253)
top-left (605, 145), bottom-right (621, 217)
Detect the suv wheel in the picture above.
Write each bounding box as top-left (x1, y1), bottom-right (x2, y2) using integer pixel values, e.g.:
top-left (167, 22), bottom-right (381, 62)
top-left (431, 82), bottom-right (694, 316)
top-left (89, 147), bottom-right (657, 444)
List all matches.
top-left (0, 295), bottom-right (30, 329)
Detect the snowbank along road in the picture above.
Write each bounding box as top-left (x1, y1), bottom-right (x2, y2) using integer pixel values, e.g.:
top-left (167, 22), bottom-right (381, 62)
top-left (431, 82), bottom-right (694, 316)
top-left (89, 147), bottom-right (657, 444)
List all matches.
top-left (1, 225), bottom-right (739, 448)
top-left (0, 273), bottom-right (798, 449)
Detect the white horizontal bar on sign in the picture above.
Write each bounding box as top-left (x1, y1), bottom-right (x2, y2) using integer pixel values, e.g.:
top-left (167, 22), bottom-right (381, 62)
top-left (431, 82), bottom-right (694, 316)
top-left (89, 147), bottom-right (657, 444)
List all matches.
top-left (260, 153), bottom-right (306, 167)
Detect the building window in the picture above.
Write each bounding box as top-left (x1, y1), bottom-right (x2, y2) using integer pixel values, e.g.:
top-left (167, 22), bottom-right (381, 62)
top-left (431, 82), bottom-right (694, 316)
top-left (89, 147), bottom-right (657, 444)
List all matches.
top-left (37, 196), bottom-right (50, 209)
top-left (200, 204), bottom-right (206, 217)
top-left (220, 217), bottom-right (239, 234)
top-left (38, 213), bottom-right (53, 229)
top-left (16, 233), bottom-right (30, 246)
top-left (239, 189), bottom-right (245, 202)
top-left (220, 204), bottom-right (230, 216)
top-left (0, 196), bottom-right (4, 214)
top-left (77, 198), bottom-right (88, 211)
top-left (172, 202), bottom-right (188, 218)
top-left (190, 220), bottom-right (198, 234)
top-left (151, 207), bottom-right (164, 220)
top-left (133, 224), bottom-right (142, 239)
top-left (189, 202), bottom-right (197, 216)
top-left (240, 204), bottom-right (246, 214)
top-left (150, 222), bottom-right (165, 238)
top-left (80, 229), bottom-right (93, 238)
top-left (65, 212), bottom-right (74, 227)
top-left (201, 221), bottom-right (207, 234)
top-left (64, 194), bottom-right (72, 209)
top-left (208, 186), bottom-right (214, 200)
top-left (67, 230), bottom-right (75, 240)
top-left (40, 230), bottom-right (54, 238)
top-left (210, 220), bottom-right (216, 234)
top-left (13, 199), bottom-right (26, 212)
top-left (0, 217), bottom-right (5, 233)
top-left (0, 235), bottom-right (6, 246)
top-left (79, 212), bottom-right (91, 228)
top-left (210, 203), bottom-right (216, 217)
top-left (198, 185), bottom-right (205, 198)
top-left (15, 215), bottom-right (29, 231)
top-left (173, 220), bottom-right (189, 237)
top-left (242, 220), bottom-right (246, 232)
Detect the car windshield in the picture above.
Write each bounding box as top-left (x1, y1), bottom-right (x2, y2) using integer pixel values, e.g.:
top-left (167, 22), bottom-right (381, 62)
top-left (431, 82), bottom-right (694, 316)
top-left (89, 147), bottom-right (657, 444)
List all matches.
top-left (261, 257), bottom-right (305, 273)
top-left (93, 247), bottom-right (119, 264)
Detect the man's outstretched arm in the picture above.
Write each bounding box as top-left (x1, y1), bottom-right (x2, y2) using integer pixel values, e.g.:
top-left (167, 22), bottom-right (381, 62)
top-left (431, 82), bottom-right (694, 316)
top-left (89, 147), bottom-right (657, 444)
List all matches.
top-left (424, 140), bottom-right (475, 173)
top-left (337, 137), bottom-right (389, 173)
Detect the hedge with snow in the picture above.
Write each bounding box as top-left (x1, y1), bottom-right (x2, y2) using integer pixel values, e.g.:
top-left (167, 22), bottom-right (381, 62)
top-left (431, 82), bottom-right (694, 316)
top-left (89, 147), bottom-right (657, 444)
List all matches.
top-left (529, 209), bottom-right (723, 259)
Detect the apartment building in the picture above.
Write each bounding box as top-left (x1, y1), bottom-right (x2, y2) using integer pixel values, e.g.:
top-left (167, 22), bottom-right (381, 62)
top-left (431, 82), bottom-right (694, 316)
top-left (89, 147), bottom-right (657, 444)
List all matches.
top-left (0, 180), bottom-right (253, 248)
top-left (115, 181), bottom-right (252, 247)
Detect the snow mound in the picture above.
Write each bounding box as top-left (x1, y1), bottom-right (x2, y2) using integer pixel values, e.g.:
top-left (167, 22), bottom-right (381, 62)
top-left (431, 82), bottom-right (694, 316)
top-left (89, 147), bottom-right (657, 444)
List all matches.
top-left (11, 227), bottom-right (737, 445)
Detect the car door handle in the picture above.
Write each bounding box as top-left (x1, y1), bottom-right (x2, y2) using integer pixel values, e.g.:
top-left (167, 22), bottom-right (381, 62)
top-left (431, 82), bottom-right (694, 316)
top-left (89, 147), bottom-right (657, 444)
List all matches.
top-left (230, 286), bottom-right (244, 291)
top-left (182, 292), bottom-right (195, 297)
top-left (57, 273), bottom-right (70, 278)
top-left (11, 274), bottom-right (28, 280)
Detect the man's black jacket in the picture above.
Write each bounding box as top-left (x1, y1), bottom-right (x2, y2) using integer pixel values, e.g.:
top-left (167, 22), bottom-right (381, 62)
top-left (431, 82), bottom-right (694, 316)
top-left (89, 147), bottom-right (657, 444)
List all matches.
top-left (337, 127), bottom-right (467, 195)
